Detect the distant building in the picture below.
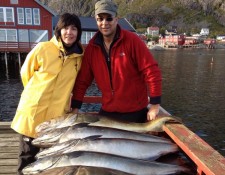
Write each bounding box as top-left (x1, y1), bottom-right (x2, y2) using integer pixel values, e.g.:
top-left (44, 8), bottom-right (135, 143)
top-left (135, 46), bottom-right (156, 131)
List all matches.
top-left (216, 35), bottom-right (225, 41)
top-left (147, 27), bottom-right (159, 36)
top-left (200, 28), bottom-right (209, 36)
top-left (159, 34), bottom-right (185, 47)
top-left (165, 29), bottom-right (177, 35)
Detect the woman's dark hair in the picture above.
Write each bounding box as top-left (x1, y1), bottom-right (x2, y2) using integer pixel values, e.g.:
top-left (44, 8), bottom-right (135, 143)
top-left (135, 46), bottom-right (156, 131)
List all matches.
top-left (54, 13), bottom-right (82, 43)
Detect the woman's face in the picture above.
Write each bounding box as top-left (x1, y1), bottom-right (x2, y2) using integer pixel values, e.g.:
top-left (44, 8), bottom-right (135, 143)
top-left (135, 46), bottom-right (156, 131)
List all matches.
top-left (61, 25), bottom-right (78, 47)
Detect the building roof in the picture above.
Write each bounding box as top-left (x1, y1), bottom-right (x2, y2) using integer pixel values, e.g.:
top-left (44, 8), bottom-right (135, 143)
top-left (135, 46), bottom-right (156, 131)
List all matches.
top-left (148, 27), bottom-right (159, 30)
top-left (53, 16), bottom-right (136, 32)
top-left (34, 0), bottom-right (57, 16)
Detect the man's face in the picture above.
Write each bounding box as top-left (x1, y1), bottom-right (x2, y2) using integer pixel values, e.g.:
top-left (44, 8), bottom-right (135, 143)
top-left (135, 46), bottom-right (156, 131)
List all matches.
top-left (96, 13), bottom-right (118, 38)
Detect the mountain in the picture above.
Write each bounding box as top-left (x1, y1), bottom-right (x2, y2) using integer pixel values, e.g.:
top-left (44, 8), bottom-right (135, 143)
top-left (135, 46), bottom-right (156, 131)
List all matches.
top-left (40, 0), bottom-right (225, 36)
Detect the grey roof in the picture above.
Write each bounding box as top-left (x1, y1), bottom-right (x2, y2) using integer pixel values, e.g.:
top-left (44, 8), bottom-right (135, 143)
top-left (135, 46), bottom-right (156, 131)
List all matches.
top-left (53, 16), bottom-right (136, 32)
top-left (35, 0), bottom-right (57, 16)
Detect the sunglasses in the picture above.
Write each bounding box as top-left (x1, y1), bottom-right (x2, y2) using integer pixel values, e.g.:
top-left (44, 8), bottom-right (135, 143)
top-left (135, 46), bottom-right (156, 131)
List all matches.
top-left (96, 17), bottom-right (114, 22)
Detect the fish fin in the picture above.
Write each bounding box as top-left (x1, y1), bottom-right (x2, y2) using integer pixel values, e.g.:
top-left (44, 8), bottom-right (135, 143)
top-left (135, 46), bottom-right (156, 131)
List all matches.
top-left (83, 135), bottom-right (102, 140)
top-left (75, 122), bottom-right (90, 127)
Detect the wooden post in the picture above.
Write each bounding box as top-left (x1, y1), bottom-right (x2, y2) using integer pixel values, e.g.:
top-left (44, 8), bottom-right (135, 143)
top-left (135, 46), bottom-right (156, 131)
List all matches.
top-left (4, 52), bottom-right (9, 80)
top-left (18, 52), bottom-right (21, 70)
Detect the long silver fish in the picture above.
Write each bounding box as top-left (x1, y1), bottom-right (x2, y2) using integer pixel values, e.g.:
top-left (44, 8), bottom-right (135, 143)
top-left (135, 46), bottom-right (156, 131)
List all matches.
top-left (36, 113), bottom-right (179, 135)
top-left (22, 151), bottom-right (188, 175)
top-left (35, 113), bottom-right (77, 136)
top-left (36, 136), bottom-right (178, 160)
top-left (32, 127), bottom-right (69, 148)
top-left (34, 166), bottom-right (132, 175)
top-left (32, 124), bottom-right (171, 148)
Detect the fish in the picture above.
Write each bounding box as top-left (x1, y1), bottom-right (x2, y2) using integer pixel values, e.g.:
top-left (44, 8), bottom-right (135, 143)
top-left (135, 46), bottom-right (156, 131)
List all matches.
top-left (32, 127), bottom-right (69, 148)
top-left (34, 166), bottom-right (132, 175)
top-left (22, 151), bottom-right (188, 175)
top-left (35, 136), bottom-right (178, 160)
top-left (36, 113), bottom-right (180, 135)
top-left (35, 113), bottom-right (77, 136)
top-left (32, 123), bottom-right (171, 148)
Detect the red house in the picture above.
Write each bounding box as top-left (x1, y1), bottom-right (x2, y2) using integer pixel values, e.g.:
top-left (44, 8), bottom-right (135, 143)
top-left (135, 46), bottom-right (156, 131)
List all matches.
top-left (0, 0), bottom-right (56, 53)
top-left (159, 34), bottom-right (185, 47)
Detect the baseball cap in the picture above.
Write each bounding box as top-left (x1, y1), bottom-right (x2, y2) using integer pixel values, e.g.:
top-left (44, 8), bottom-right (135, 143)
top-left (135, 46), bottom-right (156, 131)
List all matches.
top-left (95, 0), bottom-right (118, 16)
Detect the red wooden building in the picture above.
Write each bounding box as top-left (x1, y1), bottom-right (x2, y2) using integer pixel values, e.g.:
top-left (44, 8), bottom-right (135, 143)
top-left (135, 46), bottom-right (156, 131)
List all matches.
top-left (0, 0), bottom-right (56, 53)
top-left (159, 34), bottom-right (185, 48)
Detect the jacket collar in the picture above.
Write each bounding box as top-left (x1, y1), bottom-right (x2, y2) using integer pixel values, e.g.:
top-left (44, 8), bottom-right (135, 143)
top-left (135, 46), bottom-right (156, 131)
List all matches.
top-left (50, 36), bottom-right (84, 56)
top-left (93, 25), bottom-right (121, 47)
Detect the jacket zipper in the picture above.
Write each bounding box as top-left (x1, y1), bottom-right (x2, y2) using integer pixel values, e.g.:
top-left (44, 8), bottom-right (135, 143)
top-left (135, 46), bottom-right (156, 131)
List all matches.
top-left (108, 49), bottom-right (114, 96)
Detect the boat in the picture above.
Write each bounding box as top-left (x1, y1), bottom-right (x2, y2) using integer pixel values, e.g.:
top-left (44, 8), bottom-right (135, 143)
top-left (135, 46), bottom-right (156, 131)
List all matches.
top-left (0, 96), bottom-right (225, 175)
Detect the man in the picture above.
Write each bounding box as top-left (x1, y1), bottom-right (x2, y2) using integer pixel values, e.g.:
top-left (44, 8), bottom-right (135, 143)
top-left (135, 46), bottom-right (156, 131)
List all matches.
top-left (72, 0), bottom-right (162, 122)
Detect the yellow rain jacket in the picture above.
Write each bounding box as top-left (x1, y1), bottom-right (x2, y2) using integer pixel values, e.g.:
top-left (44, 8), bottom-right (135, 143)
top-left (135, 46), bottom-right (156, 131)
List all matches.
top-left (11, 36), bottom-right (83, 138)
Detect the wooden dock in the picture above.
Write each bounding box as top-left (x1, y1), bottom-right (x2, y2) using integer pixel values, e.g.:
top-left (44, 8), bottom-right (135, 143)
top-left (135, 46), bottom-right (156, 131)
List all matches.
top-left (0, 122), bottom-right (18, 175)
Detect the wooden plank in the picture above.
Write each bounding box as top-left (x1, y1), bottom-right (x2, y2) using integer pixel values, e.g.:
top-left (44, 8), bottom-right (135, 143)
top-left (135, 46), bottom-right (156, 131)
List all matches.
top-left (0, 147), bottom-right (18, 153)
top-left (0, 159), bottom-right (17, 166)
top-left (0, 122), bottom-right (12, 129)
top-left (163, 123), bottom-right (225, 175)
top-left (0, 165), bottom-right (17, 174)
top-left (0, 125), bottom-right (19, 175)
top-left (0, 152), bottom-right (18, 159)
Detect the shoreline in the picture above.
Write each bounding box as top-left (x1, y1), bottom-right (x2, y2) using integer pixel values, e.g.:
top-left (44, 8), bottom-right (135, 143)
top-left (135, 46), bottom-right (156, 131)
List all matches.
top-left (148, 43), bottom-right (225, 50)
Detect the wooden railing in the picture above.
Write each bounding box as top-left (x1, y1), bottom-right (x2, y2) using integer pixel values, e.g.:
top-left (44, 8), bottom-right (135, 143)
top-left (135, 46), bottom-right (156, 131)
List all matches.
top-left (0, 42), bottom-right (37, 52)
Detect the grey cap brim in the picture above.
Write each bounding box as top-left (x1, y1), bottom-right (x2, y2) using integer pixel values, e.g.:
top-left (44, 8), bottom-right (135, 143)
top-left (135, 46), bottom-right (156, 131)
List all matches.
top-left (95, 10), bottom-right (116, 16)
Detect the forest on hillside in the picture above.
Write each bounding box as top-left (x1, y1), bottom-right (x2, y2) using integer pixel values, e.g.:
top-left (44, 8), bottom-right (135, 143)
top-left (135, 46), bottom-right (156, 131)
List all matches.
top-left (39, 0), bottom-right (225, 37)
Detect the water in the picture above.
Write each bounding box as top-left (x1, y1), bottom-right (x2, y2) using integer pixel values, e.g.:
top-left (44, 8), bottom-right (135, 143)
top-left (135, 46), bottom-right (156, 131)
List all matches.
top-left (0, 49), bottom-right (224, 157)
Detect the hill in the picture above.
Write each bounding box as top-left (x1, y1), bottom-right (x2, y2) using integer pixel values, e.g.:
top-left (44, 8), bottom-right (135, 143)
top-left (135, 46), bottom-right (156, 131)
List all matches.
top-left (40, 0), bottom-right (225, 37)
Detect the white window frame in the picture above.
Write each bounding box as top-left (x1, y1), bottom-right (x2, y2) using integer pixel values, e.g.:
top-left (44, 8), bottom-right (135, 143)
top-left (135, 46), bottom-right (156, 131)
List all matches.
top-left (17, 8), bottom-right (24, 24)
top-left (0, 29), bottom-right (6, 41)
top-left (0, 8), bottom-right (4, 22)
top-left (0, 29), bottom-right (17, 41)
top-left (81, 31), bottom-right (96, 44)
top-left (6, 8), bottom-right (14, 22)
top-left (25, 8), bottom-right (32, 25)
top-left (0, 7), bottom-right (14, 22)
top-left (33, 8), bottom-right (40, 25)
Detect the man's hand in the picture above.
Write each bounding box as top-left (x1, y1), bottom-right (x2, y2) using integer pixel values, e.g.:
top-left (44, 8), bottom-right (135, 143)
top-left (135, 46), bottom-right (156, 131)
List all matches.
top-left (147, 104), bottom-right (160, 121)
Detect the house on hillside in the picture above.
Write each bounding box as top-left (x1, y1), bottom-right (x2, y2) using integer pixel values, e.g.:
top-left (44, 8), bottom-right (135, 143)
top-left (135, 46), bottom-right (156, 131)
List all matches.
top-left (200, 28), bottom-right (209, 36)
top-left (216, 35), bottom-right (225, 41)
top-left (165, 29), bottom-right (177, 35)
top-left (147, 26), bottom-right (159, 36)
top-left (0, 0), bottom-right (56, 53)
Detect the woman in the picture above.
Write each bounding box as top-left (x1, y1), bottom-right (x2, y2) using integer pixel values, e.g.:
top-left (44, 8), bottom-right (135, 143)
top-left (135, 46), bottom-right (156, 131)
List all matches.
top-left (11, 13), bottom-right (83, 174)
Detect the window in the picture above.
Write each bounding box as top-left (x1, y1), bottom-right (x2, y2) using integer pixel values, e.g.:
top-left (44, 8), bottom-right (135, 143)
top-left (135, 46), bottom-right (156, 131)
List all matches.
top-left (0, 29), bottom-right (17, 41)
top-left (33, 8), bottom-right (40, 25)
top-left (81, 31), bottom-right (96, 44)
top-left (18, 29), bottom-right (29, 42)
top-left (10, 0), bottom-right (18, 4)
top-left (0, 8), bottom-right (4, 22)
top-left (17, 8), bottom-right (24, 24)
top-left (6, 29), bottom-right (17, 41)
top-left (30, 30), bottom-right (48, 42)
top-left (25, 8), bottom-right (32, 24)
top-left (0, 7), bottom-right (14, 23)
top-left (0, 29), bottom-right (6, 41)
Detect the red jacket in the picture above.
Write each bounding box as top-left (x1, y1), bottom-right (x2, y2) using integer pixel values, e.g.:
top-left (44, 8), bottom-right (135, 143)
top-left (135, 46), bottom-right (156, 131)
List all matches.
top-left (72, 25), bottom-right (162, 113)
